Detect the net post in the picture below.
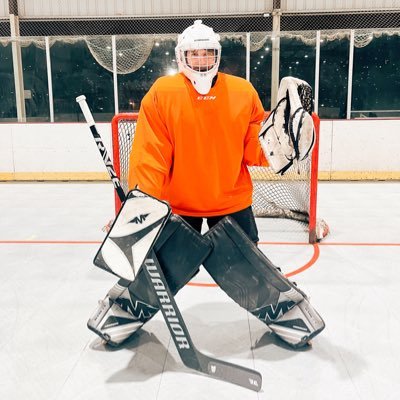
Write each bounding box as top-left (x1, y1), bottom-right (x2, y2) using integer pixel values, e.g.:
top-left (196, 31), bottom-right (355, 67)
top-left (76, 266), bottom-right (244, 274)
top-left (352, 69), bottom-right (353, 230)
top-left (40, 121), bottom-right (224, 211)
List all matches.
top-left (111, 112), bottom-right (139, 215)
top-left (308, 113), bottom-right (320, 243)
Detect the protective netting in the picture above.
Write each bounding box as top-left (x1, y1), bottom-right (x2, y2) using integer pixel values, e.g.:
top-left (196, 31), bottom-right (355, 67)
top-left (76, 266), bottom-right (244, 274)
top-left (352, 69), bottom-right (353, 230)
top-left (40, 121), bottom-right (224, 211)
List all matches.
top-left (1, 9), bottom-right (400, 73)
top-left (112, 114), bottom-right (314, 235)
top-left (86, 35), bottom-right (156, 74)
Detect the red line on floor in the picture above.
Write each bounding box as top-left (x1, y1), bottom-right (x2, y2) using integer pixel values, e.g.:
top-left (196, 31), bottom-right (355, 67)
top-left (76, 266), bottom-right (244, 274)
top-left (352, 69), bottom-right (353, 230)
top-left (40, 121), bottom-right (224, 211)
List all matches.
top-left (258, 241), bottom-right (400, 246)
top-left (0, 240), bottom-right (102, 244)
top-left (186, 282), bottom-right (218, 287)
top-left (318, 242), bottom-right (400, 246)
top-left (188, 242), bottom-right (321, 286)
top-left (2, 240), bottom-right (399, 288)
top-left (284, 243), bottom-right (320, 278)
top-left (1, 240), bottom-right (399, 246)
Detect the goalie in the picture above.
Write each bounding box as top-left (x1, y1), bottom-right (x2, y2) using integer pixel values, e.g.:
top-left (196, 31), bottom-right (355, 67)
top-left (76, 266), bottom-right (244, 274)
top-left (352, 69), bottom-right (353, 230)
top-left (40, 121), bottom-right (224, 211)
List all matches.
top-left (88, 20), bottom-right (324, 349)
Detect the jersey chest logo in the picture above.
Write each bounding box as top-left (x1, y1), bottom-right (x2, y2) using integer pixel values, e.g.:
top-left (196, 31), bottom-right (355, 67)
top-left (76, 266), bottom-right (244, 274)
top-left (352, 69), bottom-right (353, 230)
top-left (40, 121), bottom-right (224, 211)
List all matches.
top-left (197, 95), bottom-right (216, 101)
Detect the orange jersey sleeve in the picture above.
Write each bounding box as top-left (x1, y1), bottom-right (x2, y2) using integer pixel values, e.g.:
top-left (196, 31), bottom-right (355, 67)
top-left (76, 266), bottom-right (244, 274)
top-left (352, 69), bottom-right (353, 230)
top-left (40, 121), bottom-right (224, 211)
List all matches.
top-left (128, 86), bottom-right (174, 199)
top-left (244, 89), bottom-right (269, 167)
top-left (129, 72), bottom-right (267, 216)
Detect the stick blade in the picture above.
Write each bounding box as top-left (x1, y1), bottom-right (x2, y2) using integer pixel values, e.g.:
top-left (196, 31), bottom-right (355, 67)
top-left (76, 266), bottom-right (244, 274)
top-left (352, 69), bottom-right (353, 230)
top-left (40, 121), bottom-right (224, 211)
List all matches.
top-left (197, 352), bottom-right (262, 392)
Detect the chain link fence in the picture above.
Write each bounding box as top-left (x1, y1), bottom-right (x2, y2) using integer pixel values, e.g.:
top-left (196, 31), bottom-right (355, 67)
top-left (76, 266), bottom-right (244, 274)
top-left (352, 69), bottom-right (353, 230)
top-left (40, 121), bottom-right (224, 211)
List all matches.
top-left (1, 6), bottom-right (400, 122)
top-left (2, 10), bottom-right (400, 71)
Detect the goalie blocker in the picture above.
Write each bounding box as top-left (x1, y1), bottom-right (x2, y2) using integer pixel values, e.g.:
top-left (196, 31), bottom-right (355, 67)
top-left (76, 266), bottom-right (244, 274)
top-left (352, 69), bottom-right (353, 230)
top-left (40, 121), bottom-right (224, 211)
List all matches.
top-left (203, 217), bottom-right (325, 348)
top-left (88, 214), bottom-right (212, 346)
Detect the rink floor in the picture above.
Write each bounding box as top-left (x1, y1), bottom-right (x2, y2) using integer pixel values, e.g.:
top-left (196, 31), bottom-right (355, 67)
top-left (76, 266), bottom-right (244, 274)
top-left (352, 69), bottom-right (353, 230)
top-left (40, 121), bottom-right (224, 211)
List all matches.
top-left (1, 181), bottom-right (399, 400)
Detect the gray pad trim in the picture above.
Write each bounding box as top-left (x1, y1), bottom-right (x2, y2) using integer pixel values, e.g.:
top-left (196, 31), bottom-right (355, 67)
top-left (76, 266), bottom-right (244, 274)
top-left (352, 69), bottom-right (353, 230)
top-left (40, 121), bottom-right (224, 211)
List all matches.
top-left (203, 217), bottom-right (305, 323)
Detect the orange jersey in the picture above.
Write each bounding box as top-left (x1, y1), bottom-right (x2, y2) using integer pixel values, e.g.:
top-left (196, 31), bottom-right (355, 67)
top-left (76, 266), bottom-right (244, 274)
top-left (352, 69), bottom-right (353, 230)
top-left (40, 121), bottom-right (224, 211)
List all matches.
top-left (128, 72), bottom-right (268, 216)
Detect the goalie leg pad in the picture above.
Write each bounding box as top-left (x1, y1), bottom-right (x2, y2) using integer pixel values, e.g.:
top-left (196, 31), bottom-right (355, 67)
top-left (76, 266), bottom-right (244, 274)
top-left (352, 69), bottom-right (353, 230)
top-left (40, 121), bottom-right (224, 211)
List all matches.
top-left (89, 214), bottom-right (212, 345)
top-left (128, 214), bottom-right (213, 304)
top-left (203, 217), bottom-right (305, 320)
top-left (203, 217), bottom-right (324, 347)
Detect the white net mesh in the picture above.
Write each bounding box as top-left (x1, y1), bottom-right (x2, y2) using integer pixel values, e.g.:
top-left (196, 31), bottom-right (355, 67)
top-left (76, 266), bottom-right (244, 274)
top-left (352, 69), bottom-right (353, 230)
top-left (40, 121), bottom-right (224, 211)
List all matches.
top-left (86, 35), bottom-right (155, 74)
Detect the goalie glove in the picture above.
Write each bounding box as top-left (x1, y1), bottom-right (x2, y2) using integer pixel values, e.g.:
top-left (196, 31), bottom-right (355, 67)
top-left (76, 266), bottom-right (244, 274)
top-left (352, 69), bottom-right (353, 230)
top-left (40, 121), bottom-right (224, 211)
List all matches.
top-left (259, 76), bottom-right (316, 175)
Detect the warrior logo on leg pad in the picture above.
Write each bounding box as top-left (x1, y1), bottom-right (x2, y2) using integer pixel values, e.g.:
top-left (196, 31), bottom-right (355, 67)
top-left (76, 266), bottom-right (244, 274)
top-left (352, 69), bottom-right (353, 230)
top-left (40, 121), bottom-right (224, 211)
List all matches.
top-left (251, 298), bottom-right (297, 323)
top-left (114, 296), bottom-right (158, 321)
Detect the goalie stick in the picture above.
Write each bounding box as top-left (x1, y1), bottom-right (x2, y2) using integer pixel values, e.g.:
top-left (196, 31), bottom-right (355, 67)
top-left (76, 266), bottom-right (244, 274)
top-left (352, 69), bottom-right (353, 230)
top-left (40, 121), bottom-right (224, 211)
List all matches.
top-left (76, 95), bottom-right (263, 392)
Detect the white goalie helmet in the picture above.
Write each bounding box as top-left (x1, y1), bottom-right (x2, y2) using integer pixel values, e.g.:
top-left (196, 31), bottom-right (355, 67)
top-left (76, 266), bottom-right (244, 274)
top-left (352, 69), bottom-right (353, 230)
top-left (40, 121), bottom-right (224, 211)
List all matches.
top-left (175, 20), bottom-right (221, 95)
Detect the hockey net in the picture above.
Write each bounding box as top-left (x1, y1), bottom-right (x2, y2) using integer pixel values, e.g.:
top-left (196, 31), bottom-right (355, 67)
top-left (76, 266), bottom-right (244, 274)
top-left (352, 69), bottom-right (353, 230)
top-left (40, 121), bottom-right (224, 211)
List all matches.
top-left (111, 113), bottom-right (328, 243)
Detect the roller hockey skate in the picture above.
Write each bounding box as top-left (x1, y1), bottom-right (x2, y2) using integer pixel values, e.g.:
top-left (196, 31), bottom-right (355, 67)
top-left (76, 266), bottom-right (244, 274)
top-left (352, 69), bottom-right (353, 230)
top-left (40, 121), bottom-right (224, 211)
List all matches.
top-left (87, 293), bottom-right (157, 346)
top-left (267, 297), bottom-right (325, 349)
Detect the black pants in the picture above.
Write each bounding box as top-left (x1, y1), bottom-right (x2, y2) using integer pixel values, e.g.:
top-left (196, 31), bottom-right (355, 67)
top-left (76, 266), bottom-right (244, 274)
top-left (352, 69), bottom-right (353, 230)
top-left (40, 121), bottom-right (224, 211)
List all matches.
top-left (180, 206), bottom-right (259, 243)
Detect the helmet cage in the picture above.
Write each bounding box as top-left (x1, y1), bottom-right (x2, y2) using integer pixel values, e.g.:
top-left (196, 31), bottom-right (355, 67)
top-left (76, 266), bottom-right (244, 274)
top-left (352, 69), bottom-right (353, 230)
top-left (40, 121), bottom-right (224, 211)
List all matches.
top-left (184, 49), bottom-right (219, 73)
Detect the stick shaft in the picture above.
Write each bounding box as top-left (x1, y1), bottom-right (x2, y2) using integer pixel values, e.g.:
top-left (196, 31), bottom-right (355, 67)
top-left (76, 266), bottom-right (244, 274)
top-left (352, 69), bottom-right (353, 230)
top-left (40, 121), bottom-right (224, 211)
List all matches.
top-left (76, 95), bottom-right (126, 202)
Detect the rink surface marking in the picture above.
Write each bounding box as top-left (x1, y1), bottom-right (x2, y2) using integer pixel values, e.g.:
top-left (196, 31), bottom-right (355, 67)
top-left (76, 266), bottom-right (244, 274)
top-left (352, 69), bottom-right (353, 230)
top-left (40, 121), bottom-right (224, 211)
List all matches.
top-left (1, 240), bottom-right (399, 286)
